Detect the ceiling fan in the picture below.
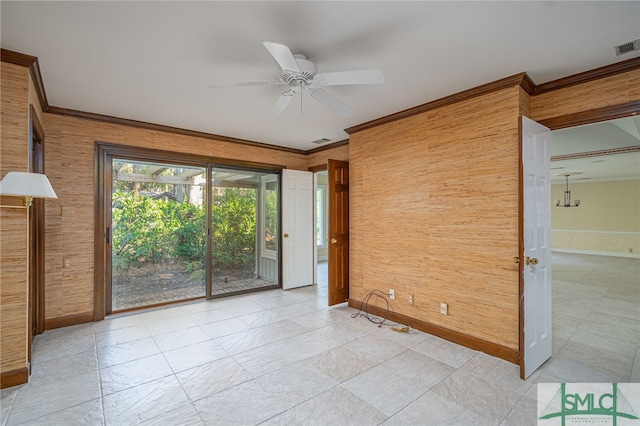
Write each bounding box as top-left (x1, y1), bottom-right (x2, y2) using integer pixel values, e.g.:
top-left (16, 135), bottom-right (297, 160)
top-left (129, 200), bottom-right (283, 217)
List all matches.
top-left (207, 42), bottom-right (385, 118)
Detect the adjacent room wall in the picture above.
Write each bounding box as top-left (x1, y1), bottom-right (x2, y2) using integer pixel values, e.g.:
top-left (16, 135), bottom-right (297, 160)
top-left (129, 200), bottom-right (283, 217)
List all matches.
top-left (42, 113), bottom-right (310, 326)
top-left (552, 178), bottom-right (640, 257)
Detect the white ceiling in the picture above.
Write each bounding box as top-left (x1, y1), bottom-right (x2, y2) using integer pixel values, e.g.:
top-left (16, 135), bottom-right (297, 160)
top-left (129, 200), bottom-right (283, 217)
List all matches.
top-left (1, 1), bottom-right (639, 165)
top-left (550, 116), bottom-right (640, 183)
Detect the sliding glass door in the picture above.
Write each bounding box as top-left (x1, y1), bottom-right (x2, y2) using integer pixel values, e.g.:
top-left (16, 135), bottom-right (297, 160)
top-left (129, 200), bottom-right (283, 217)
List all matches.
top-left (209, 167), bottom-right (279, 296)
top-left (106, 154), bottom-right (280, 313)
top-left (111, 159), bottom-right (207, 311)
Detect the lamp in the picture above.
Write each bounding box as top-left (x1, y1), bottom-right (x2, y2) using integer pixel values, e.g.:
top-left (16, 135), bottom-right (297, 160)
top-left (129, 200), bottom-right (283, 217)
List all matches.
top-left (555, 174), bottom-right (580, 208)
top-left (0, 172), bottom-right (58, 208)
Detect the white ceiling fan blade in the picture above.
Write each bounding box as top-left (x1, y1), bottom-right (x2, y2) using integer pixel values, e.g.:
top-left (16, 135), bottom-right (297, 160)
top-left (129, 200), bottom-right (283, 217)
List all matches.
top-left (308, 88), bottom-right (354, 117)
top-left (266, 89), bottom-right (296, 119)
top-left (313, 69), bottom-right (385, 86)
top-left (263, 42), bottom-right (301, 72)
top-left (207, 80), bottom-right (284, 88)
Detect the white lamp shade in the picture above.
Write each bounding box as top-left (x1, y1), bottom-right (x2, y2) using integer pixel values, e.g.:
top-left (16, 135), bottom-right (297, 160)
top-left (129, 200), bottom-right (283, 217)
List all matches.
top-left (0, 172), bottom-right (58, 199)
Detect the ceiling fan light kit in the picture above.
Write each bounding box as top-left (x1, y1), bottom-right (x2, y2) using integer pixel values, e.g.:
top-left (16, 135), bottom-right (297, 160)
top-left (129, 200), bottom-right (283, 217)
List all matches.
top-left (208, 41), bottom-right (385, 118)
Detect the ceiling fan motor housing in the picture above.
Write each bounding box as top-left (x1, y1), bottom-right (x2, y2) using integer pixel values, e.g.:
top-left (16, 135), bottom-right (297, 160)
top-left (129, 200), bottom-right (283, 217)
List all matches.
top-left (280, 54), bottom-right (317, 86)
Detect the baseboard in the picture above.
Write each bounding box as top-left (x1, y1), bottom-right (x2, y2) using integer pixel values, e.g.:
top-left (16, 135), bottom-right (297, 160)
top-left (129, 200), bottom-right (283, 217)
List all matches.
top-left (348, 299), bottom-right (519, 365)
top-left (1, 366), bottom-right (28, 389)
top-left (44, 312), bottom-right (94, 330)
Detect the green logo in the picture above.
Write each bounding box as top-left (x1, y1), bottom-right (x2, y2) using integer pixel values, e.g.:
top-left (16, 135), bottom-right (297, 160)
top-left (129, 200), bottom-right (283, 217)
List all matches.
top-left (539, 383), bottom-right (639, 425)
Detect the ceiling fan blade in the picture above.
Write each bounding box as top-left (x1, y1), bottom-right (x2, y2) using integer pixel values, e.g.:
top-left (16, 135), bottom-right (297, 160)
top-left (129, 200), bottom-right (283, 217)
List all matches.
top-left (263, 42), bottom-right (301, 72)
top-left (313, 69), bottom-right (385, 86)
top-left (308, 88), bottom-right (354, 117)
top-left (207, 80), bottom-right (284, 88)
top-left (266, 89), bottom-right (296, 119)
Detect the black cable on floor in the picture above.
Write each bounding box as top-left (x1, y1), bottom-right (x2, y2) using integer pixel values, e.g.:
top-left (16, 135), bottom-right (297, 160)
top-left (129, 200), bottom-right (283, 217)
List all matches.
top-left (350, 289), bottom-right (403, 327)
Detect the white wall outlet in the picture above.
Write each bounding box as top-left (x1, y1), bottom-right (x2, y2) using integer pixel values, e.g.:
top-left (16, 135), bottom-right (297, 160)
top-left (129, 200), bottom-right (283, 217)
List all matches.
top-left (408, 294), bottom-right (414, 305)
top-left (440, 302), bottom-right (448, 315)
top-left (389, 289), bottom-right (395, 300)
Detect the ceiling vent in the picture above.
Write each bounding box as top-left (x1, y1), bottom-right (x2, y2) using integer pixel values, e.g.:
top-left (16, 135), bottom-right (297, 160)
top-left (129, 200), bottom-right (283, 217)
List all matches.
top-left (311, 138), bottom-right (331, 145)
top-left (615, 39), bottom-right (640, 56)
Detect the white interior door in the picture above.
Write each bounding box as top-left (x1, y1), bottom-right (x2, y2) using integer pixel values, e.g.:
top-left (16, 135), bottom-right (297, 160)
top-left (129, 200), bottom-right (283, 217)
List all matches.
top-left (282, 169), bottom-right (314, 290)
top-left (522, 116), bottom-right (552, 378)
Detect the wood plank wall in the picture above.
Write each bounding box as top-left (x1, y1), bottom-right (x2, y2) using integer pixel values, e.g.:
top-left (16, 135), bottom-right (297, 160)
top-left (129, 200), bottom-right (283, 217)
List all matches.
top-left (42, 113), bottom-right (309, 323)
top-left (349, 86), bottom-right (523, 354)
top-left (0, 63), bottom-right (30, 382)
top-left (306, 144), bottom-right (349, 169)
top-left (531, 69), bottom-right (640, 121)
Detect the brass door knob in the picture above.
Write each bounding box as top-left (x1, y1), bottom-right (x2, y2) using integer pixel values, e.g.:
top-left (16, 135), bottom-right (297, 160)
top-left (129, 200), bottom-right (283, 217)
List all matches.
top-left (525, 256), bottom-right (538, 265)
top-left (512, 257), bottom-right (520, 264)
top-left (330, 238), bottom-right (337, 244)
top-left (283, 233), bottom-right (289, 238)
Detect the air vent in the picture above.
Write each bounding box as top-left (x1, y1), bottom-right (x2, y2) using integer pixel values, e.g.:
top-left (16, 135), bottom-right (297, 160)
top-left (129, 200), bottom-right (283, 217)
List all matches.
top-left (615, 39), bottom-right (640, 56)
top-left (311, 138), bottom-right (331, 145)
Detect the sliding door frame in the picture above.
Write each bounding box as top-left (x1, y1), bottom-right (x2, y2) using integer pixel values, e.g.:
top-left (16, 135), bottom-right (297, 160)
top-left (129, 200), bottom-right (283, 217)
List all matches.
top-left (95, 142), bottom-right (283, 320)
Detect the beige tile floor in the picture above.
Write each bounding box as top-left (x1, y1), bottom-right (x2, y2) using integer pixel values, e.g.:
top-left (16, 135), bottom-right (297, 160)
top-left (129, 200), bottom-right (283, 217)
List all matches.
top-left (1, 254), bottom-right (638, 425)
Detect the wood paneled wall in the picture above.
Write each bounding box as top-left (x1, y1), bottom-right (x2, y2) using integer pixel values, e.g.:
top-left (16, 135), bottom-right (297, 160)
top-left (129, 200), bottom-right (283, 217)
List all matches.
top-left (349, 86), bottom-right (523, 355)
top-left (306, 144), bottom-right (349, 170)
top-left (0, 63), bottom-right (31, 384)
top-left (42, 113), bottom-right (309, 322)
top-left (531, 69), bottom-right (640, 122)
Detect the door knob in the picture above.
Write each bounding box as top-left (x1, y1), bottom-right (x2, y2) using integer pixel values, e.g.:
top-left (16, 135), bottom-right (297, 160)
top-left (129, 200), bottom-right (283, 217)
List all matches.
top-left (512, 257), bottom-right (520, 264)
top-left (330, 238), bottom-right (337, 244)
top-left (525, 256), bottom-right (538, 265)
top-left (283, 233), bottom-right (289, 238)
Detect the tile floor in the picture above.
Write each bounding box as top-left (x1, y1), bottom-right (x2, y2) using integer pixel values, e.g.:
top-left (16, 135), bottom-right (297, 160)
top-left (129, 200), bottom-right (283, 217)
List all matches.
top-left (1, 254), bottom-right (638, 425)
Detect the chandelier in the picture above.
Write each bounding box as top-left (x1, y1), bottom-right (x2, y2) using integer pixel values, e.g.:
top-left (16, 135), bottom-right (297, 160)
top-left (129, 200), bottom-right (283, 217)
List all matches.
top-left (555, 174), bottom-right (580, 208)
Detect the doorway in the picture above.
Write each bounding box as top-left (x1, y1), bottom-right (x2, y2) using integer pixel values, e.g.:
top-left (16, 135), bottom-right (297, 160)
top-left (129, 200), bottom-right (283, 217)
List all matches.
top-left (543, 116), bottom-right (640, 381)
top-left (314, 170), bottom-right (328, 292)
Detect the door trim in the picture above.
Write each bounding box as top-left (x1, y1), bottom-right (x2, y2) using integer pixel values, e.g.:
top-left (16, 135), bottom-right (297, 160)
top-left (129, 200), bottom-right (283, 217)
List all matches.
top-left (28, 105), bottom-right (45, 374)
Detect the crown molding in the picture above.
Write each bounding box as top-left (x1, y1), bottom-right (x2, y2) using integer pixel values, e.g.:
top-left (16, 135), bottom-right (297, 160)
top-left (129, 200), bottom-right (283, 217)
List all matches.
top-left (4, 47), bottom-right (640, 154)
top-left (345, 73), bottom-right (534, 135)
top-left (1, 48), bottom-right (49, 111)
top-left (533, 56), bottom-right (640, 95)
top-left (47, 106), bottom-right (307, 155)
top-left (538, 100), bottom-right (640, 131)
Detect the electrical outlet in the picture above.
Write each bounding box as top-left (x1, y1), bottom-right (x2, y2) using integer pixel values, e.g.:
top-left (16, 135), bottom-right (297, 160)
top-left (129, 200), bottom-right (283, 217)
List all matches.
top-left (389, 289), bottom-right (395, 300)
top-left (64, 259), bottom-right (70, 268)
top-left (440, 302), bottom-right (448, 315)
top-left (408, 294), bottom-right (414, 305)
